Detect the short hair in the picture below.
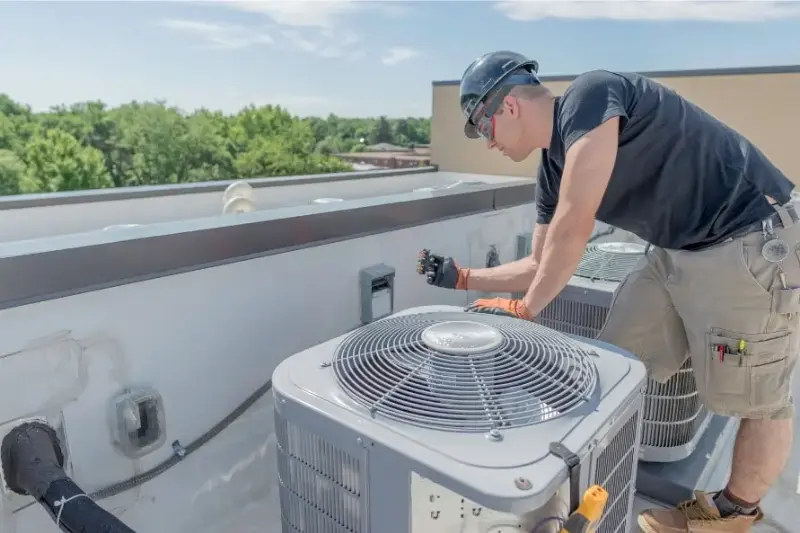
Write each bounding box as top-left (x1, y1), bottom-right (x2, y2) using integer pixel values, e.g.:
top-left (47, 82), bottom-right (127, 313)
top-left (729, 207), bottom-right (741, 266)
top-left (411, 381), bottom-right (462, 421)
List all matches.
top-left (510, 84), bottom-right (552, 100)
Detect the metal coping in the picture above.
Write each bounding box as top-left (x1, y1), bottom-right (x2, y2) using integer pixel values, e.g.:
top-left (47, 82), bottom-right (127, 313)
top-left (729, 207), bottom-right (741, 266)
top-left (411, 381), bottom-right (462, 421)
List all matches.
top-left (0, 181), bottom-right (536, 311)
top-left (432, 63), bottom-right (800, 87)
top-left (0, 166), bottom-right (438, 211)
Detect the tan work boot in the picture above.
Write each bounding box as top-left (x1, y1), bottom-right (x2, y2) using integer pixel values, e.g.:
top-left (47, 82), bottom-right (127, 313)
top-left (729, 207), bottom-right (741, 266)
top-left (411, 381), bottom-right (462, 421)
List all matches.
top-left (638, 491), bottom-right (764, 533)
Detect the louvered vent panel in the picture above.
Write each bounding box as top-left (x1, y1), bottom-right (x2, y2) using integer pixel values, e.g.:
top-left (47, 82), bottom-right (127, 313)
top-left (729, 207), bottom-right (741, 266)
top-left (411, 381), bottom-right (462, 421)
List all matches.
top-left (535, 300), bottom-right (609, 339)
top-left (592, 409), bottom-right (641, 533)
top-left (276, 412), bottom-right (364, 533)
top-left (642, 359), bottom-right (709, 449)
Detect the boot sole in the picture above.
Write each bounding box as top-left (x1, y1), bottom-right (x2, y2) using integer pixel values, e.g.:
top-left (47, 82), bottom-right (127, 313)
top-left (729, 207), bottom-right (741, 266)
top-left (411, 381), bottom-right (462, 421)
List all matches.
top-left (636, 514), bottom-right (661, 533)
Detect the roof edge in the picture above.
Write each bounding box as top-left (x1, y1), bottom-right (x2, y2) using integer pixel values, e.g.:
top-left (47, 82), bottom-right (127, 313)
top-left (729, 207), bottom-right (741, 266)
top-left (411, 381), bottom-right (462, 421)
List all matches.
top-left (432, 63), bottom-right (800, 87)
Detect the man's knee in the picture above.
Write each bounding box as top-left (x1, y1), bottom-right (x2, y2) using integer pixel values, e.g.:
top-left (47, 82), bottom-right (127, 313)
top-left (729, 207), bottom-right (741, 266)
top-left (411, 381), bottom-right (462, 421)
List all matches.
top-left (598, 264), bottom-right (688, 381)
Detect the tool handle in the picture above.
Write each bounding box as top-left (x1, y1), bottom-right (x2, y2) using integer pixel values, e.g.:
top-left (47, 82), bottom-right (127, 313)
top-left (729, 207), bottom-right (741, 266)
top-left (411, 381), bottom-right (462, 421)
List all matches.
top-left (560, 513), bottom-right (590, 533)
top-left (559, 485), bottom-right (608, 533)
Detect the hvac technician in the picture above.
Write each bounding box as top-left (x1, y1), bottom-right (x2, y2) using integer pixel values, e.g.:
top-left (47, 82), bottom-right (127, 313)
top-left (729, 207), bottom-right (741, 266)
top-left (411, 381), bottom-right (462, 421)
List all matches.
top-left (420, 51), bottom-right (798, 533)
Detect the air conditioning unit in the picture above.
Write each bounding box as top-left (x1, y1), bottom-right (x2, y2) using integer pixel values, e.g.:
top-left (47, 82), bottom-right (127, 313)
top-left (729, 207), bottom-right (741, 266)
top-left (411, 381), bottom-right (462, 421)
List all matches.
top-left (222, 181), bottom-right (256, 214)
top-left (520, 238), bottom-right (712, 463)
top-left (272, 305), bottom-right (646, 533)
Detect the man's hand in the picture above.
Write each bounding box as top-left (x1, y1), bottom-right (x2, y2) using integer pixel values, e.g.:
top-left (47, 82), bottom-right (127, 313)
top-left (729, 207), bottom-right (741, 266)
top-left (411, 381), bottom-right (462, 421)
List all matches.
top-left (417, 249), bottom-right (470, 290)
top-left (465, 297), bottom-right (533, 320)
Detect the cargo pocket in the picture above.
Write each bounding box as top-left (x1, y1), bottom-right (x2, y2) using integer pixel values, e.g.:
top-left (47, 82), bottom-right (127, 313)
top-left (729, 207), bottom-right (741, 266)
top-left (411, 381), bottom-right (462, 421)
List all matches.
top-left (706, 328), bottom-right (793, 414)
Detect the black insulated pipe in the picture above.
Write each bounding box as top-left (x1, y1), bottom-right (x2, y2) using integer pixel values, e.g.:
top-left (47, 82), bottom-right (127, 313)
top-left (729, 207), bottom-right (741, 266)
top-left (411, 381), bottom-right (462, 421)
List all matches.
top-left (1, 421), bottom-right (137, 533)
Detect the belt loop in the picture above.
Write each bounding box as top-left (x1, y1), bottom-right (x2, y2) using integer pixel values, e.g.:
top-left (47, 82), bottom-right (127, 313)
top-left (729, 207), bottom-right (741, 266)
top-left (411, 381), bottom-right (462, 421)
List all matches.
top-left (773, 203), bottom-right (794, 229)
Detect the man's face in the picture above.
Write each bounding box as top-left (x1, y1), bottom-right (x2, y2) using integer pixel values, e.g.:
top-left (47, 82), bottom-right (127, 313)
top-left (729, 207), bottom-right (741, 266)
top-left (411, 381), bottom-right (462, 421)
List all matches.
top-left (487, 97), bottom-right (532, 163)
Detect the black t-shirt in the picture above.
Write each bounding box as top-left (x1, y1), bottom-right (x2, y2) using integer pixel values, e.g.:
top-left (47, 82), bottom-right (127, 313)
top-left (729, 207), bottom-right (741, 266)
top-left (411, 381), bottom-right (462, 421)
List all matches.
top-left (535, 70), bottom-right (795, 251)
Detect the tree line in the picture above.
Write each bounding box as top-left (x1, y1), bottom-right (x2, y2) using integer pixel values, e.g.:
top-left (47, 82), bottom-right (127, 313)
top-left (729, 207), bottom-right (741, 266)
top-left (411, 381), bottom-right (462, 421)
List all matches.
top-left (0, 93), bottom-right (431, 196)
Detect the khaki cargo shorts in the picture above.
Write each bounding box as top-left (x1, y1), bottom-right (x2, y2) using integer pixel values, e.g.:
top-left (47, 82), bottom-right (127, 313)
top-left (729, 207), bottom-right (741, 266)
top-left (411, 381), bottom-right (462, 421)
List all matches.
top-left (599, 204), bottom-right (800, 420)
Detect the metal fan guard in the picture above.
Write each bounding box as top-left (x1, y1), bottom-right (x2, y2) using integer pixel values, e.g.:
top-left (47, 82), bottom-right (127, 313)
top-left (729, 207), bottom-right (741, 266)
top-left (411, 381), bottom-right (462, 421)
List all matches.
top-left (575, 242), bottom-right (646, 282)
top-left (331, 312), bottom-right (598, 432)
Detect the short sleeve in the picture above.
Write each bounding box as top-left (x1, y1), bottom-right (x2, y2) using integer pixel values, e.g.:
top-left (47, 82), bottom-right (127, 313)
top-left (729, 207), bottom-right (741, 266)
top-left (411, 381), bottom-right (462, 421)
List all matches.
top-left (535, 157), bottom-right (558, 225)
top-left (558, 70), bottom-right (629, 154)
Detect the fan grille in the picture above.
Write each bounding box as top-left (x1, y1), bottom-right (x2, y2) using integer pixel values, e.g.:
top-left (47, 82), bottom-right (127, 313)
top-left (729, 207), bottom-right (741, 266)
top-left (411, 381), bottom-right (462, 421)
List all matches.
top-left (575, 242), bottom-right (646, 282)
top-left (331, 312), bottom-right (598, 432)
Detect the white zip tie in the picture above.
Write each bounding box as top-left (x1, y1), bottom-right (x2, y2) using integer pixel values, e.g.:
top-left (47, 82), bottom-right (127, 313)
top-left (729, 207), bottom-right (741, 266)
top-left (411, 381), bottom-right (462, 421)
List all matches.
top-left (54, 493), bottom-right (92, 527)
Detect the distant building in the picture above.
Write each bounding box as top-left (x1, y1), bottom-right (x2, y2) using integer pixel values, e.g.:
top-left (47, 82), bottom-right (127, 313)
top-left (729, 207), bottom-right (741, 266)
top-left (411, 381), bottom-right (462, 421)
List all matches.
top-left (335, 151), bottom-right (430, 170)
top-left (366, 143), bottom-right (408, 152)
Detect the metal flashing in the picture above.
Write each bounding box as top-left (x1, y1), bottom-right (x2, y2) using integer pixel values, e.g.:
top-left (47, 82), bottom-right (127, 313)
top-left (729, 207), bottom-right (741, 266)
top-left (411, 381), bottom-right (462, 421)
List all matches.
top-left (0, 182), bottom-right (535, 310)
top-left (0, 166), bottom-right (438, 210)
top-left (432, 64), bottom-right (800, 87)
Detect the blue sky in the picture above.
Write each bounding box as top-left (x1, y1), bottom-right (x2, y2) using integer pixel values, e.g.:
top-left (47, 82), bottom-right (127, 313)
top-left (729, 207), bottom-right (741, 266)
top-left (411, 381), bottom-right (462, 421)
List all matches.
top-left (1, 1), bottom-right (800, 118)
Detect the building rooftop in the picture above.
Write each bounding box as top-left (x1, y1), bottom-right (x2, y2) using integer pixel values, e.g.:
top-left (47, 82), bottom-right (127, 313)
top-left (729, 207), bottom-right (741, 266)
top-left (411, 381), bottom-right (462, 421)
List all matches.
top-left (0, 168), bottom-right (522, 243)
top-left (0, 166), bottom-right (795, 533)
top-left (2, 61), bottom-right (800, 533)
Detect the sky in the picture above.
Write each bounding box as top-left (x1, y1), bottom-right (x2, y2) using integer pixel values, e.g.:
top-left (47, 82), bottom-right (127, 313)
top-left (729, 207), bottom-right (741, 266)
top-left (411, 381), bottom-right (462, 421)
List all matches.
top-left (1, 0), bottom-right (800, 118)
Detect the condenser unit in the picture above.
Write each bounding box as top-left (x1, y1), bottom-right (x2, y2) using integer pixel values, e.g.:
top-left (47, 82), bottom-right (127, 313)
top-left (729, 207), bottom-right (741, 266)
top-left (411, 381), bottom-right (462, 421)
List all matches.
top-left (519, 238), bottom-right (712, 463)
top-left (222, 180), bottom-right (256, 214)
top-left (272, 305), bottom-right (646, 533)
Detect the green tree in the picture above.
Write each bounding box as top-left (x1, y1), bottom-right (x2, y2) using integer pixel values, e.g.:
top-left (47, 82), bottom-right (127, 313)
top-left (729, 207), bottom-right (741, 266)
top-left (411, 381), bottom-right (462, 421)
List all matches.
top-left (0, 149), bottom-right (26, 195)
top-left (368, 116), bottom-right (393, 145)
top-left (0, 92), bottom-right (430, 197)
top-left (0, 115), bottom-right (16, 151)
top-left (302, 113), bottom-right (430, 151)
top-left (21, 129), bottom-right (112, 193)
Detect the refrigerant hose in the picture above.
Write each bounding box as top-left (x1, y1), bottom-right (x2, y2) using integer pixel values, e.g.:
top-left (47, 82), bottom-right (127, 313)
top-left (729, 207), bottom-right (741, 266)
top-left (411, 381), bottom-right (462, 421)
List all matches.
top-left (4, 375), bottom-right (274, 522)
top-left (529, 516), bottom-right (564, 533)
top-left (1, 421), bottom-right (137, 533)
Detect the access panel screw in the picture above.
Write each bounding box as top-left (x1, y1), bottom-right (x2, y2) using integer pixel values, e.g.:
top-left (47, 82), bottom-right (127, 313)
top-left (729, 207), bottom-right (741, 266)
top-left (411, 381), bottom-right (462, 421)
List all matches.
top-left (514, 477), bottom-right (532, 490)
top-left (486, 429), bottom-right (503, 442)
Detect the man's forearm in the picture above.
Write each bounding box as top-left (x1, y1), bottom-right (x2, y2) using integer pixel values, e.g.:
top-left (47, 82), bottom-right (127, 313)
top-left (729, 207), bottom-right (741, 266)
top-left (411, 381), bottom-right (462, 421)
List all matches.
top-left (465, 257), bottom-right (538, 293)
top-left (522, 219), bottom-right (593, 317)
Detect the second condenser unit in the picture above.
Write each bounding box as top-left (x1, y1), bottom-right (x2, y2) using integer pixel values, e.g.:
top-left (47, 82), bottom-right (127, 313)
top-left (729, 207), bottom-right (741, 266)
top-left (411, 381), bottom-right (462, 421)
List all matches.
top-left (515, 230), bottom-right (712, 463)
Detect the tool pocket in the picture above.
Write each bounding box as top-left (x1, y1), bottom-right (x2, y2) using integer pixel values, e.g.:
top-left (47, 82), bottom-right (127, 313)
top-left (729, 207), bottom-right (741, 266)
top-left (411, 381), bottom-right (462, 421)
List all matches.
top-left (706, 328), bottom-right (793, 412)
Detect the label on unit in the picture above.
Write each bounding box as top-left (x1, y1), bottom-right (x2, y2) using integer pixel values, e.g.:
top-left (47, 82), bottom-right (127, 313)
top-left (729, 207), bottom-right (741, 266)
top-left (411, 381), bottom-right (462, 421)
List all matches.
top-left (410, 472), bottom-right (565, 533)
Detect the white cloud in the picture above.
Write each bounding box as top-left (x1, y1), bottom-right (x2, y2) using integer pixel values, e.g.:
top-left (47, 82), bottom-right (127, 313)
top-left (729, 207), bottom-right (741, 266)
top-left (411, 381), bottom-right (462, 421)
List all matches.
top-left (163, 2), bottom-right (408, 61)
top-left (228, 0), bottom-right (409, 28)
top-left (219, 1), bottom-right (406, 60)
top-left (227, 0), bottom-right (362, 29)
top-left (494, 0), bottom-right (800, 22)
top-left (158, 18), bottom-right (272, 50)
top-left (381, 47), bottom-right (420, 66)
top-left (275, 26), bottom-right (363, 60)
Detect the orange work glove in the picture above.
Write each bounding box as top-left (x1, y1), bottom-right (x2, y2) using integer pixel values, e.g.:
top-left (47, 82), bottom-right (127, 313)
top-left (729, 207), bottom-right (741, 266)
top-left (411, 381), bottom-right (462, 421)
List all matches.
top-left (465, 298), bottom-right (533, 320)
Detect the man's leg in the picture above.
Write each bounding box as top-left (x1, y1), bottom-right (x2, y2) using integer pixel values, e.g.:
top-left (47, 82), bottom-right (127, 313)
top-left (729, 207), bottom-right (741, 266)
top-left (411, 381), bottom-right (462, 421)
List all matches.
top-left (598, 247), bottom-right (689, 389)
top-left (727, 418), bottom-right (793, 506)
top-left (639, 213), bottom-right (800, 532)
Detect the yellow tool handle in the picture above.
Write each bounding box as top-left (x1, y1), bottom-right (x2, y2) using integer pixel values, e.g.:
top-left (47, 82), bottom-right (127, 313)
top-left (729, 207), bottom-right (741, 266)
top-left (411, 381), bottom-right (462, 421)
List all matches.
top-left (559, 485), bottom-right (609, 533)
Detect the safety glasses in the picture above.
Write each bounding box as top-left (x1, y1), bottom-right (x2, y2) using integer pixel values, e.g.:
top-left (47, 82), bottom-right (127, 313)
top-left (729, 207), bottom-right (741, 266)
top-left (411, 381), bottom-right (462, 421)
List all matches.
top-left (469, 85), bottom-right (513, 141)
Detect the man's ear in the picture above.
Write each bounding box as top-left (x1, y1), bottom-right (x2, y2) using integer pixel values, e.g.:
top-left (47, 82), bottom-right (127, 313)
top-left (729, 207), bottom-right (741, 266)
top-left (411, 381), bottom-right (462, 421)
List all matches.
top-left (502, 95), bottom-right (519, 117)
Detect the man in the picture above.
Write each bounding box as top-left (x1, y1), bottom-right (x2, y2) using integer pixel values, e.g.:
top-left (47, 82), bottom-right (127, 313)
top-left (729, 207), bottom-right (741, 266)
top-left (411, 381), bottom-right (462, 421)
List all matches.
top-left (421, 50), bottom-right (799, 533)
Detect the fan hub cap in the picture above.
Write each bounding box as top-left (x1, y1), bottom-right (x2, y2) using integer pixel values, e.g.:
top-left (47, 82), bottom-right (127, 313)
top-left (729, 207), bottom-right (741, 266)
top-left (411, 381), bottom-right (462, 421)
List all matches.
top-left (595, 242), bottom-right (646, 254)
top-left (421, 321), bottom-right (504, 355)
